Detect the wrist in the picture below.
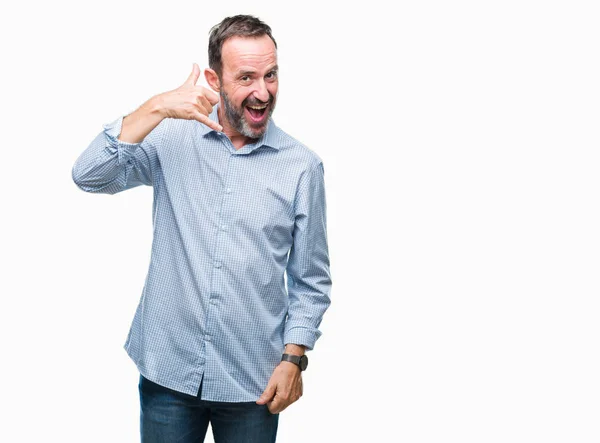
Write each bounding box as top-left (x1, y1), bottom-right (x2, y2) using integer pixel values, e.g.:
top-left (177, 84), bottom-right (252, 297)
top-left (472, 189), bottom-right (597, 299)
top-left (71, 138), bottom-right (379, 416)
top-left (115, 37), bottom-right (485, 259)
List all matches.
top-left (284, 344), bottom-right (306, 356)
top-left (280, 360), bottom-right (301, 372)
top-left (119, 96), bottom-right (165, 144)
top-left (146, 94), bottom-right (168, 119)
top-left (281, 353), bottom-right (308, 371)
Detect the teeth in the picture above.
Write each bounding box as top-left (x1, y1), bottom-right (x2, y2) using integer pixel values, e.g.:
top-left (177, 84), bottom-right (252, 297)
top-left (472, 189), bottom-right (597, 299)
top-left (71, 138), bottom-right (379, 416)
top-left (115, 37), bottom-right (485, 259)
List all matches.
top-left (248, 104), bottom-right (267, 110)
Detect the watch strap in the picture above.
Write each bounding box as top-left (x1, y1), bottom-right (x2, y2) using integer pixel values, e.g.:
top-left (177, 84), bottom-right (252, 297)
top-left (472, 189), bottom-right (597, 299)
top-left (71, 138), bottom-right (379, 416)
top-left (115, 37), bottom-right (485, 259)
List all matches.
top-left (281, 353), bottom-right (307, 371)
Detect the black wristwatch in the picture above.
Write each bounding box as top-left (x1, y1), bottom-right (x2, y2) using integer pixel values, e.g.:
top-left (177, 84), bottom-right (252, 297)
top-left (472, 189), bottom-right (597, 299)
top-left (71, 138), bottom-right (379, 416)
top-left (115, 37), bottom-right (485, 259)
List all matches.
top-left (281, 353), bottom-right (308, 371)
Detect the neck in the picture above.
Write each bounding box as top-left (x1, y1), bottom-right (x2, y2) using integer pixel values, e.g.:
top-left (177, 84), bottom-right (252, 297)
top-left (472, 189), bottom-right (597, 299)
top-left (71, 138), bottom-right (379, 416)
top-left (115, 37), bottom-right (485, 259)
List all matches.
top-left (217, 106), bottom-right (258, 150)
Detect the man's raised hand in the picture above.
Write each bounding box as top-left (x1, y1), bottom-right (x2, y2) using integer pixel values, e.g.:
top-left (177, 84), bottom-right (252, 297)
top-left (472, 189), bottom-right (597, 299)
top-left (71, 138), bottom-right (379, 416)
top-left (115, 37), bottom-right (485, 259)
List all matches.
top-left (156, 63), bottom-right (223, 132)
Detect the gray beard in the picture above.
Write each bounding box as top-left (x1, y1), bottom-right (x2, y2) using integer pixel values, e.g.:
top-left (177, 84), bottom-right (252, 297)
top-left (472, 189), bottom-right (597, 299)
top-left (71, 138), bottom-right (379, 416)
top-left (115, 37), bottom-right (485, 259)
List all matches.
top-left (220, 90), bottom-right (275, 139)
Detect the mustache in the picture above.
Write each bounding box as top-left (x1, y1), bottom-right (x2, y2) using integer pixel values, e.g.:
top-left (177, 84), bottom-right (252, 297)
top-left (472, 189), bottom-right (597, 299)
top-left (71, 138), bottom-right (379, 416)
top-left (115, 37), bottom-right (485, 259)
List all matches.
top-left (243, 94), bottom-right (275, 107)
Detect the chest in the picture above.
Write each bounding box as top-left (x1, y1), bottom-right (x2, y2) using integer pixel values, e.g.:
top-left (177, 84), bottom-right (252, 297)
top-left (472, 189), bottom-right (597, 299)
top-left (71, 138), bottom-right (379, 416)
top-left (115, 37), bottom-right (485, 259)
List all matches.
top-left (156, 139), bottom-right (299, 241)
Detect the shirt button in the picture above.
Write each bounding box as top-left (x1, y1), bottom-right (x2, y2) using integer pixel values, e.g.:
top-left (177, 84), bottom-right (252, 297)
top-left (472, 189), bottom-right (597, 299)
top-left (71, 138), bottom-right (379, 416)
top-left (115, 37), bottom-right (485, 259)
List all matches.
top-left (214, 261), bottom-right (222, 268)
top-left (205, 335), bottom-right (211, 342)
top-left (210, 298), bottom-right (217, 305)
top-left (221, 224), bottom-right (227, 231)
top-left (225, 187), bottom-right (232, 193)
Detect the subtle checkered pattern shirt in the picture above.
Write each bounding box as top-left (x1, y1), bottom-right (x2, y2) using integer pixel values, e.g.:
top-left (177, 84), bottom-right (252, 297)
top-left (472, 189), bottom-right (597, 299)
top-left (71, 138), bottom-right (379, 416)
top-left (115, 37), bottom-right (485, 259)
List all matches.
top-left (72, 105), bottom-right (332, 401)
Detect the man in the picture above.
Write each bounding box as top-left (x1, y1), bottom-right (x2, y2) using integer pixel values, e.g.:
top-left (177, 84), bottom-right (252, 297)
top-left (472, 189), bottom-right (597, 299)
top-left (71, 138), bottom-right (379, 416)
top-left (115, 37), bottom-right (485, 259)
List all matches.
top-left (71, 14), bottom-right (331, 443)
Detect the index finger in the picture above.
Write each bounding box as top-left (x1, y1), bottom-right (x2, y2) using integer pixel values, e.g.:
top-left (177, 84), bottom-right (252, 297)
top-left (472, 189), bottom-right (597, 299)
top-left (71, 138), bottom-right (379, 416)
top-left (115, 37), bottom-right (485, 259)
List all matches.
top-left (268, 399), bottom-right (281, 414)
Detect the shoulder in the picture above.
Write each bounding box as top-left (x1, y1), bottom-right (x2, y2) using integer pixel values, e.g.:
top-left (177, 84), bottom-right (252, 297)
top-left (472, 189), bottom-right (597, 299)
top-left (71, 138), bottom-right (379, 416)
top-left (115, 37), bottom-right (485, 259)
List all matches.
top-left (270, 122), bottom-right (323, 171)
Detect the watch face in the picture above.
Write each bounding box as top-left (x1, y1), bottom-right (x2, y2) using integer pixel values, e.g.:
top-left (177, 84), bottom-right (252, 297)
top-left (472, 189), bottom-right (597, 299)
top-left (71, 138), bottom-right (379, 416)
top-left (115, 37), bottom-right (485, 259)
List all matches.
top-left (299, 355), bottom-right (308, 370)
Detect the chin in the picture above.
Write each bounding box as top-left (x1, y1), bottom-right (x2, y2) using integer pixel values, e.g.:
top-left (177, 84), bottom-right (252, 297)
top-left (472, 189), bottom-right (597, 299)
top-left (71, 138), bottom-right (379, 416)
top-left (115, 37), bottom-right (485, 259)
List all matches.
top-left (241, 121), bottom-right (268, 139)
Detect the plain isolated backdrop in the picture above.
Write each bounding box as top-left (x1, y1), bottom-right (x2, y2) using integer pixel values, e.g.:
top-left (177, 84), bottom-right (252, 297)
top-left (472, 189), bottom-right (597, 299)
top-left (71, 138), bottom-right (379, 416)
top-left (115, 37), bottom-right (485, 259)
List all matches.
top-left (2, 0), bottom-right (599, 442)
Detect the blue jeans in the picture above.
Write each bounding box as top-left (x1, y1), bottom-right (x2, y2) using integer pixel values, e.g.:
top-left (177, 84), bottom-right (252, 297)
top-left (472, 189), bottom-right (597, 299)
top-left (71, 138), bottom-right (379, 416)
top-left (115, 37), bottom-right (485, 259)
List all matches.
top-left (138, 374), bottom-right (279, 443)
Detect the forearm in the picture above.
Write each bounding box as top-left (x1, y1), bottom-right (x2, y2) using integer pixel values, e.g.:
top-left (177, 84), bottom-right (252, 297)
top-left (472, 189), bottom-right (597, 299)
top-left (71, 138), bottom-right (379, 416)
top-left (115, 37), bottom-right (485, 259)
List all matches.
top-left (119, 95), bottom-right (165, 144)
top-left (284, 272), bottom-right (331, 350)
top-left (72, 111), bottom-right (161, 194)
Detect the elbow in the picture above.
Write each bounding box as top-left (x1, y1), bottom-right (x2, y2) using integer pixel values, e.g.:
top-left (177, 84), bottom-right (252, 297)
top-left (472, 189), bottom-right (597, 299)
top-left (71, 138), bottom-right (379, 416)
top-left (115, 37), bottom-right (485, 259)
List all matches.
top-left (71, 162), bottom-right (120, 194)
top-left (71, 162), bottom-right (89, 192)
top-left (72, 162), bottom-right (98, 193)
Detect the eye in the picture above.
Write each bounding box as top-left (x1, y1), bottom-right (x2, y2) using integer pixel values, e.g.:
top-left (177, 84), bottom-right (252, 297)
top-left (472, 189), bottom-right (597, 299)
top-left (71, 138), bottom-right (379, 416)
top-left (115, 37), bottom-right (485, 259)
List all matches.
top-left (266, 71), bottom-right (277, 80)
top-left (240, 75), bottom-right (250, 82)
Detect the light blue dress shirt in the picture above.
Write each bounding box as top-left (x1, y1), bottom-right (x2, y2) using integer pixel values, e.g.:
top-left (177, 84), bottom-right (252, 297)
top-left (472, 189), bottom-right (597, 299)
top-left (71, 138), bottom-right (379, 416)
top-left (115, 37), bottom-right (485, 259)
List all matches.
top-left (72, 105), bottom-right (332, 401)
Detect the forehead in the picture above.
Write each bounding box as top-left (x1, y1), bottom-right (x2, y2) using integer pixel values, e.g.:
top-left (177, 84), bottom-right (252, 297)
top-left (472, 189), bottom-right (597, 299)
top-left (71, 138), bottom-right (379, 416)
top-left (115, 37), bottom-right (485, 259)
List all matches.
top-left (221, 35), bottom-right (277, 73)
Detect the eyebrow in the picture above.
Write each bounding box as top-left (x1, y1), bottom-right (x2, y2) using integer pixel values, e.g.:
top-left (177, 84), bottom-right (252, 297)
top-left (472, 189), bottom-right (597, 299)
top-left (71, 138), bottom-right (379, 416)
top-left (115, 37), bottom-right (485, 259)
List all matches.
top-left (237, 65), bottom-right (279, 77)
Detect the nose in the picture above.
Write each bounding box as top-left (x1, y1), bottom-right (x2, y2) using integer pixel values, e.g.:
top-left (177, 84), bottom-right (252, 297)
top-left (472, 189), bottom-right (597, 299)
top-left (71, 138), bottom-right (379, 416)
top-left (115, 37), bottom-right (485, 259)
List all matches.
top-left (253, 80), bottom-right (270, 103)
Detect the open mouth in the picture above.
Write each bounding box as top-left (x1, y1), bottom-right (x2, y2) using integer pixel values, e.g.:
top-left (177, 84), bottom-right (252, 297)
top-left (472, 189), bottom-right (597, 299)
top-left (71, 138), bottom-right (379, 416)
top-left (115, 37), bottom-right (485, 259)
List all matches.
top-left (245, 103), bottom-right (269, 124)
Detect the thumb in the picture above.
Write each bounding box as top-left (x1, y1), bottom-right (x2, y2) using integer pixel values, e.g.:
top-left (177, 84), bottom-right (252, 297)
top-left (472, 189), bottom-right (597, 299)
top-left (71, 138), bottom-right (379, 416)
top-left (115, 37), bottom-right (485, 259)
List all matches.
top-left (185, 63), bottom-right (200, 86)
top-left (256, 383), bottom-right (276, 405)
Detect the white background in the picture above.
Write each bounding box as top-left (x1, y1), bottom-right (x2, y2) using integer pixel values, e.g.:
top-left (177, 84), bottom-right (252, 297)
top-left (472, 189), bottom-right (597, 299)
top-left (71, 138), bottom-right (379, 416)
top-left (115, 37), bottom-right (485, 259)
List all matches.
top-left (1, 0), bottom-right (599, 442)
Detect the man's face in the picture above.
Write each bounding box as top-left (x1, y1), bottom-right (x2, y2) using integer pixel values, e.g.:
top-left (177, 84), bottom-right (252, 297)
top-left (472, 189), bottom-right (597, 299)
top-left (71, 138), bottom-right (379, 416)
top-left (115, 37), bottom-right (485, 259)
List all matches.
top-left (219, 35), bottom-right (278, 139)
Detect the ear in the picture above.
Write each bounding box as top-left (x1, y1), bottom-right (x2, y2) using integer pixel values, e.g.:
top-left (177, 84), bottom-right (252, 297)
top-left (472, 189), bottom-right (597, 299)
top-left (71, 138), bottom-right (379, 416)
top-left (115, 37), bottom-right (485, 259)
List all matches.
top-left (204, 68), bottom-right (220, 92)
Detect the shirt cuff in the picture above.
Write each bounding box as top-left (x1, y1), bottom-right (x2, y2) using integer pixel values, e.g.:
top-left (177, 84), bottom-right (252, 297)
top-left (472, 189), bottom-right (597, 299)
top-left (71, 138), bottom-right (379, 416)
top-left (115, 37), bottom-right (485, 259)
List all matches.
top-left (283, 326), bottom-right (322, 351)
top-left (103, 116), bottom-right (142, 165)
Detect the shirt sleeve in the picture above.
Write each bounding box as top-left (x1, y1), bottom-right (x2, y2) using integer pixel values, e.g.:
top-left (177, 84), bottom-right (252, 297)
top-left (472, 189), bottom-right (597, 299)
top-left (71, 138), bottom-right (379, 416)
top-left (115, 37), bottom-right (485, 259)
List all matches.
top-left (284, 160), bottom-right (332, 351)
top-left (72, 116), bottom-right (162, 194)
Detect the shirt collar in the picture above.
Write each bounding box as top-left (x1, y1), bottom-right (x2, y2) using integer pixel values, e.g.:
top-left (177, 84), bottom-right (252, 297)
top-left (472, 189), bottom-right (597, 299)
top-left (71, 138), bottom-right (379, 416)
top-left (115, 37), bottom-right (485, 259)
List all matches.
top-left (202, 104), bottom-right (280, 151)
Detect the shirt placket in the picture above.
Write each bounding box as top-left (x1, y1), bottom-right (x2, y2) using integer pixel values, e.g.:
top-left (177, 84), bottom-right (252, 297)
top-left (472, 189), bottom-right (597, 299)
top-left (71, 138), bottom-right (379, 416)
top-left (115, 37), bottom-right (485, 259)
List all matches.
top-left (200, 138), bottom-right (239, 397)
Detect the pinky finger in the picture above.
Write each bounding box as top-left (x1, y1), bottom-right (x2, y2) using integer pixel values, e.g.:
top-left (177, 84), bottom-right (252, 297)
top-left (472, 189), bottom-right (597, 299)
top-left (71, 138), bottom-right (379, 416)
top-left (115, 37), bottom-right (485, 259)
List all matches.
top-left (195, 112), bottom-right (223, 132)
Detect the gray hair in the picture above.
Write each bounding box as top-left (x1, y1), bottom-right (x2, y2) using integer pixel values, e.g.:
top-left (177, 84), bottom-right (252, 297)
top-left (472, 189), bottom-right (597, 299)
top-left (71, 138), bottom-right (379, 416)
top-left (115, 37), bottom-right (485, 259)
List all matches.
top-left (208, 15), bottom-right (277, 78)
